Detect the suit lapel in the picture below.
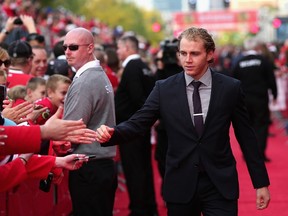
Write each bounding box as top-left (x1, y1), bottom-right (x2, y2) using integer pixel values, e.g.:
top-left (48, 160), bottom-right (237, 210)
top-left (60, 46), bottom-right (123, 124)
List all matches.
top-left (204, 71), bottom-right (223, 130)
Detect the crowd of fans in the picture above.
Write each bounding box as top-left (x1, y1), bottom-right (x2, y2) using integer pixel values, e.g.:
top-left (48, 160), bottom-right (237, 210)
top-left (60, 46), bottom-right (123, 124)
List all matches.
top-left (0, 1), bottom-right (104, 193)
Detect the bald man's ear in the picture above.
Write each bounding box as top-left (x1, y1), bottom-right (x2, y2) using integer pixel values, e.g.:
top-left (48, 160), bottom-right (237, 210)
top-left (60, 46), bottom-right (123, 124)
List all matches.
top-left (87, 44), bottom-right (94, 54)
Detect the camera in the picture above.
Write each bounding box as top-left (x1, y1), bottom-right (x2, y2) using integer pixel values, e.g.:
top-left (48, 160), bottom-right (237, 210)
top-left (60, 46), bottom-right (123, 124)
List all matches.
top-left (160, 39), bottom-right (179, 65)
top-left (0, 85), bottom-right (6, 111)
top-left (13, 17), bottom-right (23, 25)
top-left (39, 173), bottom-right (53, 192)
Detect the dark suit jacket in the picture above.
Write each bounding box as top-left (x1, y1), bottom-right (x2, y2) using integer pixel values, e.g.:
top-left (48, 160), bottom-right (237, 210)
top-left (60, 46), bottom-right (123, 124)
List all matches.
top-left (106, 70), bottom-right (270, 203)
top-left (115, 58), bottom-right (155, 123)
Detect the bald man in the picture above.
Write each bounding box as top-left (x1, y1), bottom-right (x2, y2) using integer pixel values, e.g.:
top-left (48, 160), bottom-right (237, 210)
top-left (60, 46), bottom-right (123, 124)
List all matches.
top-left (63, 28), bottom-right (117, 216)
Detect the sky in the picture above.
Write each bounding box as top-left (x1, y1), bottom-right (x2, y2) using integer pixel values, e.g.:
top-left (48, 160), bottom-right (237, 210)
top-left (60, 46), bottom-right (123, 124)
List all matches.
top-left (128, 0), bottom-right (153, 10)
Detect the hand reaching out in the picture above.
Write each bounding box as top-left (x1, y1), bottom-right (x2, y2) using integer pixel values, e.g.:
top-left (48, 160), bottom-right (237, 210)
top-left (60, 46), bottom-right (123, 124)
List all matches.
top-left (2, 100), bottom-right (34, 124)
top-left (19, 15), bottom-right (37, 33)
top-left (4, 17), bottom-right (17, 33)
top-left (95, 125), bottom-right (115, 143)
top-left (26, 106), bottom-right (48, 123)
top-left (54, 154), bottom-right (88, 170)
top-left (40, 106), bottom-right (97, 143)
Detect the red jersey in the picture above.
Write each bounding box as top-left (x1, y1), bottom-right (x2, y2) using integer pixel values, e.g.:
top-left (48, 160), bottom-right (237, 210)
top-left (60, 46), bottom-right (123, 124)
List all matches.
top-left (7, 69), bottom-right (33, 89)
top-left (33, 97), bottom-right (57, 125)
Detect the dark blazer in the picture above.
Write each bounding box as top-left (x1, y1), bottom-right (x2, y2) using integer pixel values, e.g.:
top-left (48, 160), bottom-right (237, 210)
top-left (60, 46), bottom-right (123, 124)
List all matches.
top-left (115, 58), bottom-right (155, 123)
top-left (106, 70), bottom-right (270, 203)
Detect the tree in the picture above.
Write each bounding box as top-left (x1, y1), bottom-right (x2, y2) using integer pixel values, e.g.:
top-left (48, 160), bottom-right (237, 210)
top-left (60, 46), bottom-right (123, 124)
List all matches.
top-left (40, 0), bottom-right (164, 46)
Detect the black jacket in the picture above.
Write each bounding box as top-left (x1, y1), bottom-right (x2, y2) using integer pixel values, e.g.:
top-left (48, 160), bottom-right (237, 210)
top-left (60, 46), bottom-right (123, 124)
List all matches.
top-left (115, 58), bottom-right (155, 123)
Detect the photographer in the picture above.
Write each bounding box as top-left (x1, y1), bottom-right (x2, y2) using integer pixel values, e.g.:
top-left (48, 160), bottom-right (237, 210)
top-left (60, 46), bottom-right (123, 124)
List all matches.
top-left (154, 39), bottom-right (183, 196)
top-left (0, 15), bottom-right (37, 45)
top-left (155, 39), bottom-right (182, 80)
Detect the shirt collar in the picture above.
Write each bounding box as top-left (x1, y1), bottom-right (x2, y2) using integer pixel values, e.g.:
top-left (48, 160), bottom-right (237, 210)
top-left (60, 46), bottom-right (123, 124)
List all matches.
top-left (57, 55), bottom-right (66, 60)
top-left (184, 68), bottom-right (212, 87)
top-left (9, 68), bottom-right (24, 74)
top-left (244, 50), bottom-right (258, 56)
top-left (74, 60), bottom-right (100, 78)
top-left (122, 54), bottom-right (141, 67)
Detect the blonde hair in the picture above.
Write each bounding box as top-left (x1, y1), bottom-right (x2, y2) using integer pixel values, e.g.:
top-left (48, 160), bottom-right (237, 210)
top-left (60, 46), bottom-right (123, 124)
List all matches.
top-left (7, 85), bottom-right (27, 100)
top-left (46, 74), bottom-right (71, 93)
top-left (0, 47), bottom-right (9, 60)
top-left (27, 77), bottom-right (46, 91)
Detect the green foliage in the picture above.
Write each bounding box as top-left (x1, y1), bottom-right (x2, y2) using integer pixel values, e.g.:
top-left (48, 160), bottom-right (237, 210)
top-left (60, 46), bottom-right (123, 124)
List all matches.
top-left (40, 0), bottom-right (85, 12)
top-left (215, 32), bottom-right (248, 46)
top-left (39, 0), bottom-right (164, 45)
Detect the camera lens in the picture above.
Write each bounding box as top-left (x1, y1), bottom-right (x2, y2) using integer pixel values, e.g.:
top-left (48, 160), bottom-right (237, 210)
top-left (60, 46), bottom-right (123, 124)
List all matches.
top-left (13, 17), bottom-right (23, 25)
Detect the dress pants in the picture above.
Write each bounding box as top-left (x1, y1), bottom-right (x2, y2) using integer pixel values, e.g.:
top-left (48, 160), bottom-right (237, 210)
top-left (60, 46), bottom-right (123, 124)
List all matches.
top-left (245, 96), bottom-right (270, 159)
top-left (69, 158), bottom-right (117, 216)
top-left (167, 172), bottom-right (238, 216)
top-left (155, 126), bottom-right (168, 197)
top-left (119, 131), bottom-right (158, 216)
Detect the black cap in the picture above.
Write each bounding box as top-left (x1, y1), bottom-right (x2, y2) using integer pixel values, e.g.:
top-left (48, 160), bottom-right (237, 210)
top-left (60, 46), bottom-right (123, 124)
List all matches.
top-left (8, 40), bottom-right (33, 58)
top-left (54, 59), bottom-right (69, 76)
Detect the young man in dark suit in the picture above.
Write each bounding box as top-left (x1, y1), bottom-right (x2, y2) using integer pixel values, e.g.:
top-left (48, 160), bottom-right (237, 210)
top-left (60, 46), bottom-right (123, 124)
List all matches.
top-left (96, 27), bottom-right (270, 216)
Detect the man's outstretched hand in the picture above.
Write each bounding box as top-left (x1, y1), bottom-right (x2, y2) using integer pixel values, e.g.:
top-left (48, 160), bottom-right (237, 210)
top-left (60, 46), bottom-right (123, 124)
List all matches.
top-left (40, 106), bottom-right (96, 143)
top-left (95, 125), bottom-right (115, 143)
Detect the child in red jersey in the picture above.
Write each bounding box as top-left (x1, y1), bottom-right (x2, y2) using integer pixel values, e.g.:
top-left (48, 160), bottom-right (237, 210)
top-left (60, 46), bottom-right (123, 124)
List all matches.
top-left (32, 74), bottom-right (71, 125)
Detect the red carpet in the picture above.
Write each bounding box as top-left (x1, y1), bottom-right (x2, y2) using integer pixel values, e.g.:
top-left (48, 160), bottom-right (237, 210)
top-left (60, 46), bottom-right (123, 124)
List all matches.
top-left (236, 120), bottom-right (288, 216)
top-left (0, 118), bottom-right (286, 215)
top-left (113, 119), bottom-right (288, 216)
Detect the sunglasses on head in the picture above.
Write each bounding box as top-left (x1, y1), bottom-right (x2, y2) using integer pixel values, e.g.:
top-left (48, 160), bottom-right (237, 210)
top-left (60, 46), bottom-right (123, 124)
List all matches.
top-left (27, 34), bottom-right (45, 43)
top-left (63, 44), bottom-right (91, 51)
top-left (0, 59), bottom-right (11, 67)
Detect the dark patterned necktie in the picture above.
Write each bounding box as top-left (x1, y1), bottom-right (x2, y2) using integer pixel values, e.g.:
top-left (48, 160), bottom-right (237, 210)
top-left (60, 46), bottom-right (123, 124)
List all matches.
top-left (192, 81), bottom-right (204, 136)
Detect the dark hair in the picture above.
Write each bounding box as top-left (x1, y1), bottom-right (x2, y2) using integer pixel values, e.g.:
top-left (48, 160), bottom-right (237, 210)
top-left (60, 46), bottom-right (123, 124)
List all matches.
top-left (105, 48), bottom-right (120, 72)
top-left (118, 35), bottom-right (139, 51)
top-left (53, 41), bottom-right (65, 58)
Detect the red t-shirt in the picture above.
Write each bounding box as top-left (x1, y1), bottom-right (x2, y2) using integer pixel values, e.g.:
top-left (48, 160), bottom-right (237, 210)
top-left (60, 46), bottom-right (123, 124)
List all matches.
top-left (7, 69), bottom-right (33, 89)
top-left (32, 97), bottom-right (57, 125)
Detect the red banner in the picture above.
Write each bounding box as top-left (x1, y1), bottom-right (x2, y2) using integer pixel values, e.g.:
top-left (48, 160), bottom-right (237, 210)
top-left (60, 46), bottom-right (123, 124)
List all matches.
top-left (172, 10), bottom-right (258, 34)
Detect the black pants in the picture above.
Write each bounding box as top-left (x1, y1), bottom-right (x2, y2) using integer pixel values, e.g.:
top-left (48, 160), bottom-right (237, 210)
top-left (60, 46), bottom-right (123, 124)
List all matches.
top-left (119, 131), bottom-right (158, 216)
top-left (167, 173), bottom-right (238, 216)
top-left (69, 158), bottom-right (117, 216)
top-left (245, 97), bottom-right (270, 159)
top-left (155, 127), bottom-right (168, 198)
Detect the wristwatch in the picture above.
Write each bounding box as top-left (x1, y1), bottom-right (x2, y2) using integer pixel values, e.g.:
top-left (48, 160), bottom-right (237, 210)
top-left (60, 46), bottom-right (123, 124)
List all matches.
top-left (1, 29), bottom-right (9, 35)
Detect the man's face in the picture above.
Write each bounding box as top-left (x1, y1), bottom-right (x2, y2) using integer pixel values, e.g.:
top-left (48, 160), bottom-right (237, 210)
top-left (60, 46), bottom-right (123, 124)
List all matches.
top-left (116, 41), bottom-right (128, 61)
top-left (178, 37), bottom-right (214, 80)
top-left (64, 32), bottom-right (91, 71)
top-left (31, 49), bottom-right (48, 77)
top-left (48, 81), bottom-right (70, 108)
